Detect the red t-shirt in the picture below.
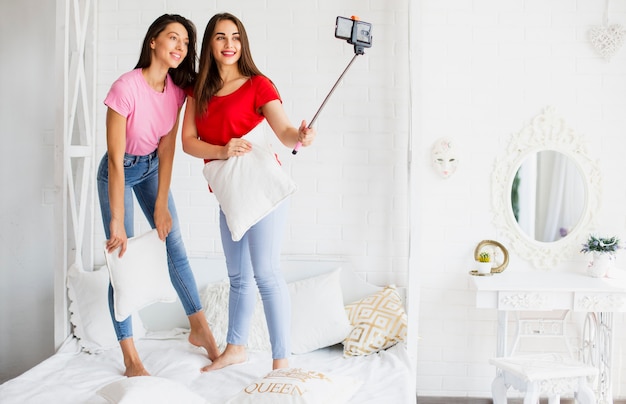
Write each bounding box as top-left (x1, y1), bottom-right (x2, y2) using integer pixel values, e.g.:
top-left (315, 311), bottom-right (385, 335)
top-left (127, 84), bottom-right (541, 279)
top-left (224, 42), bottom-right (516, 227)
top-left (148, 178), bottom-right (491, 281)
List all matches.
top-left (193, 75), bottom-right (281, 163)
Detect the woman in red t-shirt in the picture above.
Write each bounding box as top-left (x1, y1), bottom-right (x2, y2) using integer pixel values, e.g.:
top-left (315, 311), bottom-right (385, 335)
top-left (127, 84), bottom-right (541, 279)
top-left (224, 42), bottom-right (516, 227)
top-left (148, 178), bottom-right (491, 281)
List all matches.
top-left (182, 12), bottom-right (316, 372)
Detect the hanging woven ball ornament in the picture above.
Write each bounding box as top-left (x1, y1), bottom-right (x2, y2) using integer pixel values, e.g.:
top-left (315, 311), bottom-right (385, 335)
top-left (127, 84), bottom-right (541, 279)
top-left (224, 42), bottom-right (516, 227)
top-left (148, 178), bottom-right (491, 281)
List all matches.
top-left (588, 24), bottom-right (625, 61)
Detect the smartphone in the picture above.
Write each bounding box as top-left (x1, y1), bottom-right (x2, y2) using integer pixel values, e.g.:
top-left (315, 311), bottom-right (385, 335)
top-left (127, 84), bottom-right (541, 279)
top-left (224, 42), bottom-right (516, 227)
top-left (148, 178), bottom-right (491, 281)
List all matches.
top-left (335, 16), bottom-right (354, 40)
top-left (335, 16), bottom-right (372, 48)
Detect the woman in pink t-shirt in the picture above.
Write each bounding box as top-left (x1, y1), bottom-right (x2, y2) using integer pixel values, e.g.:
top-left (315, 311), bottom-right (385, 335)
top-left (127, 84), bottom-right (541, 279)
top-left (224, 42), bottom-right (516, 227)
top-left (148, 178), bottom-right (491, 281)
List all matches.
top-left (96, 14), bottom-right (219, 377)
top-left (181, 13), bottom-right (316, 372)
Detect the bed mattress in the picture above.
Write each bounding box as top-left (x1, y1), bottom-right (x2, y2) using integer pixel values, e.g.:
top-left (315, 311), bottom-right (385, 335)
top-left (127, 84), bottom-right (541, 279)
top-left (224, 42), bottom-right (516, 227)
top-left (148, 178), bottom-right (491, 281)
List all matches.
top-left (0, 330), bottom-right (414, 403)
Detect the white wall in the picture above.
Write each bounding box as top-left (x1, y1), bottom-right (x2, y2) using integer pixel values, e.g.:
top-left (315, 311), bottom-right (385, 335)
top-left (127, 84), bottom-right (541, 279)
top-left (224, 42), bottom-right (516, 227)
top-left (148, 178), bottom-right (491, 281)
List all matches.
top-left (0, 0), bottom-right (57, 382)
top-left (2, 0), bottom-right (626, 399)
top-left (417, 0), bottom-right (626, 398)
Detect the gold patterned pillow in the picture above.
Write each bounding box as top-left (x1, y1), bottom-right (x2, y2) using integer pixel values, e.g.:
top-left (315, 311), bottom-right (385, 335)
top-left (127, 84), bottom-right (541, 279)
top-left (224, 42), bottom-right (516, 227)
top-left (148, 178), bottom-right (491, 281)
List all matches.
top-left (343, 285), bottom-right (407, 356)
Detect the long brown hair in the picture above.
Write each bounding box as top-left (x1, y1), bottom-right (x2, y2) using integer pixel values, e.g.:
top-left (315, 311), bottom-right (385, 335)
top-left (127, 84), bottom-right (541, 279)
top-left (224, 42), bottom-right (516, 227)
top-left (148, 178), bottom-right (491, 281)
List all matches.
top-left (134, 14), bottom-right (197, 89)
top-left (194, 13), bottom-right (265, 115)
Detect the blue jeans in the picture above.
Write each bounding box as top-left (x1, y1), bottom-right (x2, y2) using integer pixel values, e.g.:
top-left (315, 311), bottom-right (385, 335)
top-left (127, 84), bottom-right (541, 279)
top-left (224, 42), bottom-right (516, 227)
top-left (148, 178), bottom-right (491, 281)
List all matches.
top-left (220, 200), bottom-right (291, 359)
top-left (97, 151), bottom-right (203, 341)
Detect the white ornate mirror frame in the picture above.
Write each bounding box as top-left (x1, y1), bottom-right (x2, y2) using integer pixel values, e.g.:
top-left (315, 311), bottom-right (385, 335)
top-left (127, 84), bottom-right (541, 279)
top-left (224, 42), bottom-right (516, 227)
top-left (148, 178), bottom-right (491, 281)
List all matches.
top-left (491, 106), bottom-right (602, 270)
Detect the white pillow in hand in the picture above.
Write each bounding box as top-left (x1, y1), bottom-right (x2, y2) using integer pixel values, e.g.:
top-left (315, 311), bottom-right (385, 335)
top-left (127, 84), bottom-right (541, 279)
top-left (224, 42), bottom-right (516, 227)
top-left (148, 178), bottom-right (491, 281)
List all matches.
top-left (202, 125), bottom-right (297, 242)
top-left (103, 229), bottom-right (177, 321)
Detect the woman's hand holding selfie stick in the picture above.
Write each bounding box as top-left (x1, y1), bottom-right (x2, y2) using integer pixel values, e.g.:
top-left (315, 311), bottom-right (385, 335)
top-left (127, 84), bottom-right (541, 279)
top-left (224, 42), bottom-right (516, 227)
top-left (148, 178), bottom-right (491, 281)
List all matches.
top-left (292, 16), bottom-right (372, 155)
top-left (292, 54), bottom-right (361, 154)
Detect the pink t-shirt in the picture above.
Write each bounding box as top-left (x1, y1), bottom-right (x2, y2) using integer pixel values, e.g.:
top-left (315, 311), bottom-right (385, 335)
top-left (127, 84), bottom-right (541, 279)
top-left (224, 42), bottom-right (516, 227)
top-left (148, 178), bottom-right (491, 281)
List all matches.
top-left (104, 68), bottom-right (186, 156)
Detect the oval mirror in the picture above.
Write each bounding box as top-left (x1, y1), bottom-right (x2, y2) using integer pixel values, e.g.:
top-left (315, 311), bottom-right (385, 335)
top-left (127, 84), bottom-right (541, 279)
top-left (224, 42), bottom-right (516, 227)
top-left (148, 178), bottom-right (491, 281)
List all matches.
top-left (512, 150), bottom-right (586, 243)
top-left (491, 106), bottom-right (602, 270)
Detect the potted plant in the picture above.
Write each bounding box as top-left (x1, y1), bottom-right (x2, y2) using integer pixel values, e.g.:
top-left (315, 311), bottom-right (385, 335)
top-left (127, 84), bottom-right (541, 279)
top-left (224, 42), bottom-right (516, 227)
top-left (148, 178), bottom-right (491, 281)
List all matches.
top-left (580, 234), bottom-right (621, 277)
top-left (476, 252), bottom-right (492, 274)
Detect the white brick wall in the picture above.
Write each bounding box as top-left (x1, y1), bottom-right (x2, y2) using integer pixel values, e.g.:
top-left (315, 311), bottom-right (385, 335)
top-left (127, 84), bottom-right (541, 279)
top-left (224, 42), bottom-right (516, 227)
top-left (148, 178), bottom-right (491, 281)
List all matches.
top-left (95, 0), bottom-right (411, 288)
top-left (417, 0), bottom-right (626, 398)
top-left (94, 0), bottom-right (626, 399)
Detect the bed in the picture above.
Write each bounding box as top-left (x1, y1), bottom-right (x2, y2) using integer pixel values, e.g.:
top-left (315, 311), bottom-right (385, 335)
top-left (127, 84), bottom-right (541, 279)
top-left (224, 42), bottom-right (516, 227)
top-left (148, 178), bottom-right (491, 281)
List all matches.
top-left (0, 256), bottom-right (415, 404)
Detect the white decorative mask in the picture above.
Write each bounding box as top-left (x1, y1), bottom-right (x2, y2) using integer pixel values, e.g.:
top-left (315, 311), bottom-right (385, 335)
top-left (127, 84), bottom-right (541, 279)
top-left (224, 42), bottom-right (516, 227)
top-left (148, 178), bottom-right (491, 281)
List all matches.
top-left (431, 137), bottom-right (458, 179)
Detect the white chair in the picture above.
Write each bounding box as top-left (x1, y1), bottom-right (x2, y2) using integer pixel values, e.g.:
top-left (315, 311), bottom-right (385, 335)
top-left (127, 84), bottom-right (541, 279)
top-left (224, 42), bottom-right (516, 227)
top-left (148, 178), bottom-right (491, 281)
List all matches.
top-left (489, 312), bottom-right (598, 403)
top-left (490, 353), bottom-right (598, 404)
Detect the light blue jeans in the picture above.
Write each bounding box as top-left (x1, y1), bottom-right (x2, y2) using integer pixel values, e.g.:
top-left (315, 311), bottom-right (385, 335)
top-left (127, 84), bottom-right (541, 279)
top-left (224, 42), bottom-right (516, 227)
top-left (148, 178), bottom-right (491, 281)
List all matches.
top-left (97, 151), bottom-right (203, 341)
top-left (220, 200), bottom-right (291, 359)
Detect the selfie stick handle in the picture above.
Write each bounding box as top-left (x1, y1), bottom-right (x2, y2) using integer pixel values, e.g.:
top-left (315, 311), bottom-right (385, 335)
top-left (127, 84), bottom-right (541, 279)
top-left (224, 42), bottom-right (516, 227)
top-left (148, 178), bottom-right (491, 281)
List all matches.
top-left (292, 53), bottom-right (361, 155)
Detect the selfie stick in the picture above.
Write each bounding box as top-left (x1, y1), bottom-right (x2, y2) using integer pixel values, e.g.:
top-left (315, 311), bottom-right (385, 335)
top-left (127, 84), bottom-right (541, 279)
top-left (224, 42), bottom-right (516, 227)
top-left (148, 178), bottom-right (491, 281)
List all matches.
top-left (292, 15), bottom-right (372, 155)
top-left (291, 53), bottom-right (362, 155)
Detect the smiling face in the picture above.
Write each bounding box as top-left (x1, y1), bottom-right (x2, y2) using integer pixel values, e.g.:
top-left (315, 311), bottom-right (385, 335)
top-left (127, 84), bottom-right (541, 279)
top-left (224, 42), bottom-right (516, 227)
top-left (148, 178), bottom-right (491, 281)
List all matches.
top-left (150, 22), bottom-right (189, 69)
top-left (210, 19), bottom-right (241, 68)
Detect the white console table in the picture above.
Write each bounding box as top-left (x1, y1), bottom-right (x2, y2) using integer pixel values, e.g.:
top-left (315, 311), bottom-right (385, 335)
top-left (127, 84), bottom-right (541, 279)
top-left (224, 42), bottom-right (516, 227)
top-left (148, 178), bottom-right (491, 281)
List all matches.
top-left (471, 270), bottom-right (626, 403)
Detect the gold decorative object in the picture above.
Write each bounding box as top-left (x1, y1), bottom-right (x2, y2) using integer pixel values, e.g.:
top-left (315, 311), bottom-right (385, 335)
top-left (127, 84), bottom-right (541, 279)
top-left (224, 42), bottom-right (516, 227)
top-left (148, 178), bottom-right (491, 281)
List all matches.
top-left (474, 240), bottom-right (509, 273)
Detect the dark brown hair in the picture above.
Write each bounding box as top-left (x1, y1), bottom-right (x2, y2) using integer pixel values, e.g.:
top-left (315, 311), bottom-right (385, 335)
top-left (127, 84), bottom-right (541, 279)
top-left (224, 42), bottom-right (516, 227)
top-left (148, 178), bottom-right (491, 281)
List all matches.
top-left (134, 14), bottom-right (197, 88)
top-left (194, 13), bottom-right (265, 115)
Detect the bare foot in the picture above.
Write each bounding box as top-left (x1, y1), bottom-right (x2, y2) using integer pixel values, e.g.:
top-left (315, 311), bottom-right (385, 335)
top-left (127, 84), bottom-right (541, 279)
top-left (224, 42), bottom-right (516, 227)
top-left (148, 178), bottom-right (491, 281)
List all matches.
top-left (273, 358), bottom-right (289, 370)
top-left (201, 344), bottom-right (247, 372)
top-left (188, 312), bottom-right (220, 361)
top-left (124, 363), bottom-right (150, 377)
top-left (188, 329), bottom-right (220, 361)
top-left (119, 338), bottom-right (150, 377)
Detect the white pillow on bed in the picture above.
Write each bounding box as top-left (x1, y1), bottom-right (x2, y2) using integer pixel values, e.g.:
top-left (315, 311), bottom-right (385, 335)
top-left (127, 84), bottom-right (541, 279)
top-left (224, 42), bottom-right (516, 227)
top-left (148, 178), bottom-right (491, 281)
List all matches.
top-left (103, 229), bottom-right (177, 321)
top-left (202, 268), bottom-right (351, 355)
top-left (67, 264), bottom-right (145, 353)
top-left (202, 126), bottom-right (297, 242)
top-left (97, 376), bottom-right (209, 404)
top-left (225, 368), bottom-right (362, 404)
top-left (289, 268), bottom-right (352, 354)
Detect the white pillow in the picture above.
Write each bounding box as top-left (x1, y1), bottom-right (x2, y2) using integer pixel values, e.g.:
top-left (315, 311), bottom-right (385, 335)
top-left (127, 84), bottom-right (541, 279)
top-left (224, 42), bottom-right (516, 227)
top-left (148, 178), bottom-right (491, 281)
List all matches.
top-left (202, 126), bottom-right (297, 242)
top-left (289, 268), bottom-right (352, 354)
top-left (225, 368), bottom-right (362, 404)
top-left (201, 280), bottom-right (271, 352)
top-left (202, 269), bottom-right (351, 355)
top-left (103, 229), bottom-right (177, 321)
top-left (97, 376), bottom-right (209, 404)
top-left (67, 263), bottom-right (145, 353)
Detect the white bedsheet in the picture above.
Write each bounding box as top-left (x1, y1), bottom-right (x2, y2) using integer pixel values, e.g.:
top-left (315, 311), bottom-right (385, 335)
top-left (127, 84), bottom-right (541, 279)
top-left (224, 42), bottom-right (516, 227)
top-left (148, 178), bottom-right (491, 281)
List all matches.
top-left (0, 330), bottom-right (415, 404)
